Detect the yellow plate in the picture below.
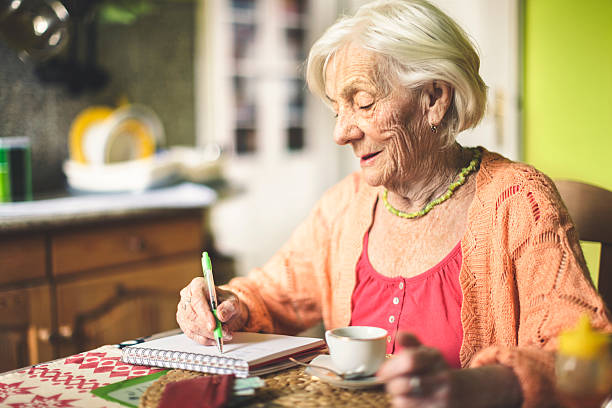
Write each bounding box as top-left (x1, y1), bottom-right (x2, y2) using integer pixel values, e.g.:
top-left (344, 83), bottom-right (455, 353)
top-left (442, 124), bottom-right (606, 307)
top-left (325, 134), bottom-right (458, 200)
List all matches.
top-left (105, 118), bottom-right (155, 163)
top-left (69, 106), bottom-right (113, 163)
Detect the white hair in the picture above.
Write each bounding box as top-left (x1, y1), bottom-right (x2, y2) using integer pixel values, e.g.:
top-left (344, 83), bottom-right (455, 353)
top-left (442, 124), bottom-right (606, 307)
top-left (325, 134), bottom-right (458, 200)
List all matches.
top-left (306, 0), bottom-right (487, 146)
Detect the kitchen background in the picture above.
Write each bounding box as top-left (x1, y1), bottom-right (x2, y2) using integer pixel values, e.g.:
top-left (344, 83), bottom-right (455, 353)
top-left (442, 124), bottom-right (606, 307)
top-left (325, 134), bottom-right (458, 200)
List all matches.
top-left (0, 0), bottom-right (195, 194)
top-left (1, 0), bottom-right (610, 280)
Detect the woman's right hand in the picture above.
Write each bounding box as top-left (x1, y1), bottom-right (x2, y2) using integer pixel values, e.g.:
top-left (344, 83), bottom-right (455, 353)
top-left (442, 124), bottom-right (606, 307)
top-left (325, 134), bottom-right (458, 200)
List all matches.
top-left (176, 277), bottom-right (248, 345)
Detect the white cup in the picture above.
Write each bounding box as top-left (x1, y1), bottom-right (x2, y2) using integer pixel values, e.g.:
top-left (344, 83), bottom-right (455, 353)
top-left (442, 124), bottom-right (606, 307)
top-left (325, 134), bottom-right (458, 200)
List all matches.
top-left (325, 326), bottom-right (387, 377)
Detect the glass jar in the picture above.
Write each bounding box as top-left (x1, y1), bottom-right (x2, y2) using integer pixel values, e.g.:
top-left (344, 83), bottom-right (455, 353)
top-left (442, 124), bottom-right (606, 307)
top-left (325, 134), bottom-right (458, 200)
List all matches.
top-left (556, 315), bottom-right (612, 408)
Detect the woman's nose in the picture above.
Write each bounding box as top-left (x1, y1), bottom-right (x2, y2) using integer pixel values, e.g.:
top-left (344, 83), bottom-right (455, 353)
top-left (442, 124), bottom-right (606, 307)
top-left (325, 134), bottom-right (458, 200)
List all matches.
top-left (333, 110), bottom-right (364, 145)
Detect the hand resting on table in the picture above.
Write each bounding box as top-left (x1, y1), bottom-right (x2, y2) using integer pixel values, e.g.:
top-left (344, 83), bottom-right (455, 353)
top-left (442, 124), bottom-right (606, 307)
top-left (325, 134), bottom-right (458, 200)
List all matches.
top-left (377, 332), bottom-right (523, 408)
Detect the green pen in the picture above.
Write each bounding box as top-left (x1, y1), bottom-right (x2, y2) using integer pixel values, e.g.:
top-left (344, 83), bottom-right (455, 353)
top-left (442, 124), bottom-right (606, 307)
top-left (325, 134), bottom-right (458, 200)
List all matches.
top-left (202, 252), bottom-right (223, 353)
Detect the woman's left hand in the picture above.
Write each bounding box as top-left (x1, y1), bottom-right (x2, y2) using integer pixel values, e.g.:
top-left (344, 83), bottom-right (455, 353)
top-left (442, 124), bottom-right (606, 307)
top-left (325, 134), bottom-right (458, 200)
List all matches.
top-left (377, 332), bottom-right (452, 407)
top-left (377, 332), bottom-right (524, 408)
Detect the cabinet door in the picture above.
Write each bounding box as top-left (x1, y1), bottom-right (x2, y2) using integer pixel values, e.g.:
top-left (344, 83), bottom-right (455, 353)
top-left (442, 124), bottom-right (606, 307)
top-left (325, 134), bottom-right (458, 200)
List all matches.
top-left (0, 234), bottom-right (46, 286)
top-left (0, 285), bottom-right (53, 372)
top-left (54, 254), bottom-right (199, 358)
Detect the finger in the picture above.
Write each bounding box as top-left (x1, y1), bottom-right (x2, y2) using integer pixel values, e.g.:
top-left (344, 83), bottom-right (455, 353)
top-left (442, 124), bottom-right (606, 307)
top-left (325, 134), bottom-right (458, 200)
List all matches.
top-left (397, 332), bottom-right (422, 348)
top-left (176, 299), bottom-right (191, 325)
top-left (390, 395), bottom-right (440, 408)
top-left (217, 300), bottom-right (237, 322)
top-left (385, 371), bottom-right (450, 398)
top-left (377, 347), bottom-right (447, 380)
top-left (176, 295), bottom-right (218, 343)
top-left (184, 327), bottom-right (217, 346)
top-left (377, 350), bottom-right (415, 380)
top-left (176, 307), bottom-right (185, 331)
top-left (187, 278), bottom-right (217, 331)
top-left (177, 297), bottom-right (197, 322)
top-left (191, 295), bottom-right (217, 332)
top-left (177, 308), bottom-right (216, 344)
top-left (179, 284), bottom-right (192, 300)
top-left (187, 277), bottom-right (209, 304)
top-left (408, 347), bottom-right (449, 374)
top-left (386, 376), bottom-right (423, 397)
top-left (176, 303), bottom-right (200, 334)
top-left (216, 290), bottom-right (239, 322)
top-left (216, 287), bottom-right (248, 334)
top-left (390, 395), bottom-right (417, 408)
top-left (176, 308), bottom-right (196, 340)
top-left (377, 333), bottom-right (421, 379)
top-left (221, 326), bottom-right (233, 341)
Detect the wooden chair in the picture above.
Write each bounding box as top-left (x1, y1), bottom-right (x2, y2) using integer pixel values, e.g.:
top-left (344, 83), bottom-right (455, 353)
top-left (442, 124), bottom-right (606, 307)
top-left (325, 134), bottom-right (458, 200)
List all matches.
top-left (554, 180), bottom-right (612, 310)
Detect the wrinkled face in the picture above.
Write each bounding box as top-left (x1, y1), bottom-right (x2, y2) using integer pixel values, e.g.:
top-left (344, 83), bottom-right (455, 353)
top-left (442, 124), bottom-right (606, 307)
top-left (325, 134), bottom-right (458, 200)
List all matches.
top-left (324, 44), bottom-right (426, 188)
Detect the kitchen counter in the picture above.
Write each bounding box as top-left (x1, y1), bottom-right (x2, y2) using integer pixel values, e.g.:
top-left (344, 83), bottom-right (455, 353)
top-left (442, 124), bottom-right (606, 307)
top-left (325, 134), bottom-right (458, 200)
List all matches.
top-left (0, 182), bottom-right (216, 233)
top-left (0, 182), bottom-right (219, 372)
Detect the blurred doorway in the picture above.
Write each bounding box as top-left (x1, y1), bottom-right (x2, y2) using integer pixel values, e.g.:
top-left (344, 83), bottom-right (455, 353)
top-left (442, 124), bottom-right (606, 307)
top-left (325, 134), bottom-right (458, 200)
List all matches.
top-left (195, 0), bottom-right (343, 275)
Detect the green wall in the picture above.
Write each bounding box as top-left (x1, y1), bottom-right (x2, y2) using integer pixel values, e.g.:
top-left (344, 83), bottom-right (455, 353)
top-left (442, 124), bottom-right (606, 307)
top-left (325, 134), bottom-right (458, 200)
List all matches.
top-left (524, 0), bottom-right (612, 284)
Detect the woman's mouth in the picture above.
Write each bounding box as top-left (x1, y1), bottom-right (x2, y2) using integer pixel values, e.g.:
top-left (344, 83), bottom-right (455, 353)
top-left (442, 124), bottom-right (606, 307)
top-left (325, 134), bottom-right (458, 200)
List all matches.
top-left (360, 151), bottom-right (381, 166)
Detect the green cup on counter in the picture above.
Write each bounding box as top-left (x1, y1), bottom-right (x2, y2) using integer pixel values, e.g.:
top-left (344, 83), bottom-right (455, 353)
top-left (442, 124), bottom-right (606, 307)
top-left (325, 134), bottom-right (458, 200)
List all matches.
top-left (0, 136), bottom-right (33, 202)
top-left (0, 148), bottom-right (10, 201)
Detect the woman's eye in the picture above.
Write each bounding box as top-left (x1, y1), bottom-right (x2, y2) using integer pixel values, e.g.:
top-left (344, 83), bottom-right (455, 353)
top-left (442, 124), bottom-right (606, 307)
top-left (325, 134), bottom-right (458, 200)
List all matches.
top-left (360, 102), bottom-right (374, 110)
top-left (334, 112), bottom-right (339, 118)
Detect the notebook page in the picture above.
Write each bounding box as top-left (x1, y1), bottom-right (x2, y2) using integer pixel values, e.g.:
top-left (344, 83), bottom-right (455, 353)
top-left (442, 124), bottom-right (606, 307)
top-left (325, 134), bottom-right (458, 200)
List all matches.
top-left (127, 332), bottom-right (324, 365)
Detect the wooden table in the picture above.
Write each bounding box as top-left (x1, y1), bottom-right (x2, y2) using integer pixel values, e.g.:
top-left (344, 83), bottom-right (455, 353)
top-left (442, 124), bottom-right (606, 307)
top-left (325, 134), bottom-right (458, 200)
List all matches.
top-left (0, 343), bottom-right (390, 407)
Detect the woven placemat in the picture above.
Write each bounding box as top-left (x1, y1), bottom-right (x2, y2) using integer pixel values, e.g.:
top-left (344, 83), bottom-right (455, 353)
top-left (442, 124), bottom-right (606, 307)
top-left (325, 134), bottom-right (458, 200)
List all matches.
top-left (139, 367), bottom-right (390, 408)
top-left (139, 370), bottom-right (204, 408)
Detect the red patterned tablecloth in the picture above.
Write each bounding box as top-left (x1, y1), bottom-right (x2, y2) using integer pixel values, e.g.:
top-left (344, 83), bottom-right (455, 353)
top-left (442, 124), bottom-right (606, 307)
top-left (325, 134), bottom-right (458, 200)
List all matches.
top-left (0, 346), bottom-right (162, 407)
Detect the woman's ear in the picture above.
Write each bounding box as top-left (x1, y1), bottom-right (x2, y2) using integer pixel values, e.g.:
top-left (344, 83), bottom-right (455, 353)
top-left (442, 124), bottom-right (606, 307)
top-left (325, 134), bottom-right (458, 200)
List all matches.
top-left (423, 81), bottom-right (452, 127)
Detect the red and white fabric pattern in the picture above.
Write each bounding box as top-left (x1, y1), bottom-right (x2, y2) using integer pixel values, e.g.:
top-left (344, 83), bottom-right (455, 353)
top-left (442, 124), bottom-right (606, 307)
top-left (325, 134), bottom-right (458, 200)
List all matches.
top-left (0, 345), bottom-right (162, 407)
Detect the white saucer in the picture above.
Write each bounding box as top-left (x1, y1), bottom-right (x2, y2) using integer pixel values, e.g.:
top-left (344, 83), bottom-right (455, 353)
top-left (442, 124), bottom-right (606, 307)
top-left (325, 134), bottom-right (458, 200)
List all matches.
top-left (304, 355), bottom-right (383, 390)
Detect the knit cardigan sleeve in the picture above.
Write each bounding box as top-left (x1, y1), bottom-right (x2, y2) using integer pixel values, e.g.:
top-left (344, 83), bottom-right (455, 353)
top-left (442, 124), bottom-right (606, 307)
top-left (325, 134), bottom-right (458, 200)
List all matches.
top-left (223, 175), bottom-right (356, 335)
top-left (468, 165), bottom-right (612, 408)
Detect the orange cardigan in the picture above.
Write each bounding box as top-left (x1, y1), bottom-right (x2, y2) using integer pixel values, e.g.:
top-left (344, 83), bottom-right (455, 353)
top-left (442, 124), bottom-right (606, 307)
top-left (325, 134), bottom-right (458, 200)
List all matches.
top-left (226, 148), bottom-right (611, 408)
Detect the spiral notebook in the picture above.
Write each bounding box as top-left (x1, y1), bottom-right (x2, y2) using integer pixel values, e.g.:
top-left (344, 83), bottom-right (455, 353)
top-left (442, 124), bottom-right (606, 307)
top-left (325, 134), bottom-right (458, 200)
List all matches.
top-left (121, 332), bottom-right (326, 378)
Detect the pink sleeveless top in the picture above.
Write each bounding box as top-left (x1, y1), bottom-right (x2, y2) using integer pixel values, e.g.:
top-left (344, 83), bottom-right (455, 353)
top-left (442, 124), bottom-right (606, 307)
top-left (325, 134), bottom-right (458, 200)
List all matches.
top-left (350, 230), bottom-right (464, 368)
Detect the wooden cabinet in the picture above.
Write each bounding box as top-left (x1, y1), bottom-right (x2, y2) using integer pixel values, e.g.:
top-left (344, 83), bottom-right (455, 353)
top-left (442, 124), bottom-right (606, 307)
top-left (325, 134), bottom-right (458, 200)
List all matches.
top-left (0, 210), bottom-right (208, 373)
top-left (54, 254), bottom-right (199, 357)
top-left (0, 234), bottom-right (46, 286)
top-left (51, 214), bottom-right (202, 277)
top-left (0, 285), bottom-right (53, 373)
top-left (0, 232), bottom-right (53, 372)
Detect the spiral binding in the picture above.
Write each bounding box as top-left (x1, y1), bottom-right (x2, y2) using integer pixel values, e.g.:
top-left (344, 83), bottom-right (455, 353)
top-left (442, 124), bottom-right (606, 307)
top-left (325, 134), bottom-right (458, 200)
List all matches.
top-left (121, 346), bottom-right (250, 378)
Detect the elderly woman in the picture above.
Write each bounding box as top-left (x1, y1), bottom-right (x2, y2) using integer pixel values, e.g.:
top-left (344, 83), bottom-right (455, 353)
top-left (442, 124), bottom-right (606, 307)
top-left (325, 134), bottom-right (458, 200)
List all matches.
top-left (177, 1), bottom-right (611, 407)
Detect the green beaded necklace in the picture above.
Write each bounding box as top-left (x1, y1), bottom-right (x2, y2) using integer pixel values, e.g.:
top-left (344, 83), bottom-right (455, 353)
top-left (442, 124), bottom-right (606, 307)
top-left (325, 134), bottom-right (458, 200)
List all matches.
top-left (382, 147), bottom-right (481, 219)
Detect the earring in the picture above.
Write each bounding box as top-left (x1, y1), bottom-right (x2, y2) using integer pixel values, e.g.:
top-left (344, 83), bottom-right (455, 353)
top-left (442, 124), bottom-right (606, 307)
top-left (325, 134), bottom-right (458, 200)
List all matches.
top-left (430, 124), bottom-right (437, 133)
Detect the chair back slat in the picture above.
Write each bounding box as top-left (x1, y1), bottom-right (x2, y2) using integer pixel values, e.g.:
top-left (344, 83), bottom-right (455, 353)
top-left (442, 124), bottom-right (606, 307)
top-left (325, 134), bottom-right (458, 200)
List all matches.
top-left (598, 243), bottom-right (612, 312)
top-left (555, 179), bottom-right (612, 311)
top-left (555, 180), bottom-right (612, 244)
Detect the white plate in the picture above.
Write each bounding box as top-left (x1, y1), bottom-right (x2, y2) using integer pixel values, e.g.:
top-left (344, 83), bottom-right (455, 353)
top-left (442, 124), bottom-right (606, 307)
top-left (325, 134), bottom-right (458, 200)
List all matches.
top-left (63, 147), bottom-right (222, 193)
top-left (304, 355), bottom-right (383, 390)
